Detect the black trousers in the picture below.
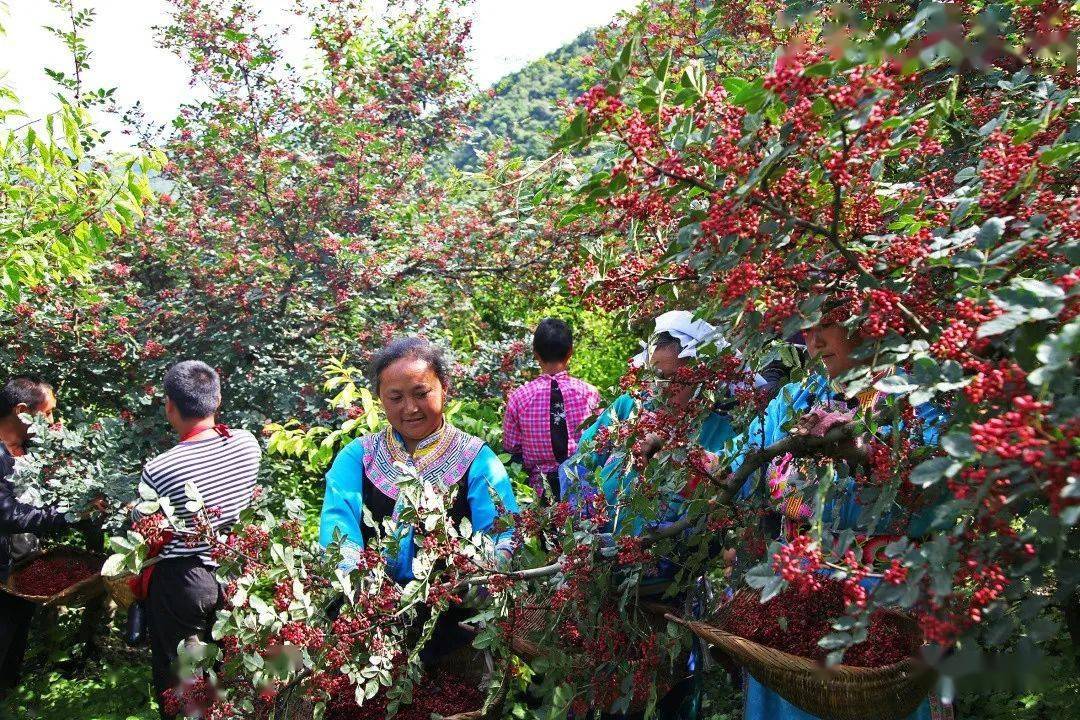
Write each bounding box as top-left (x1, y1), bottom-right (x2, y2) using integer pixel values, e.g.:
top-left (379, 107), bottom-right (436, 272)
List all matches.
top-left (145, 556), bottom-right (222, 719)
top-left (0, 590), bottom-right (35, 693)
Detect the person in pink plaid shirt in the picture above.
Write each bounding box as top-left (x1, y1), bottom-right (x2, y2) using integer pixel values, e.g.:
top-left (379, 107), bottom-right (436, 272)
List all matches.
top-left (503, 318), bottom-right (600, 501)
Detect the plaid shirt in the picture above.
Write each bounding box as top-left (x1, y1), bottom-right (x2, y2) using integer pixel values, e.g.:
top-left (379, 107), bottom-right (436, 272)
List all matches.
top-left (503, 371), bottom-right (601, 486)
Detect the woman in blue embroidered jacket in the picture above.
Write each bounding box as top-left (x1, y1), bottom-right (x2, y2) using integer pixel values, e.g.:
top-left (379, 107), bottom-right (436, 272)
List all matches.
top-left (734, 318), bottom-right (949, 720)
top-left (319, 338), bottom-right (519, 659)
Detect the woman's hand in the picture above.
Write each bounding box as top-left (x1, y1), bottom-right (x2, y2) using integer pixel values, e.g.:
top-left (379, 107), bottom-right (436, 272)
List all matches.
top-left (633, 433), bottom-right (665, 463)
top-left (78, 495), bottom-right (109, 520)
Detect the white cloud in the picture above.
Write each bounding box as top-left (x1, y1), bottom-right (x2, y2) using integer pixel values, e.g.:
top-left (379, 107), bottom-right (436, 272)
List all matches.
top-left (0, 0), bottom-right (638, 150)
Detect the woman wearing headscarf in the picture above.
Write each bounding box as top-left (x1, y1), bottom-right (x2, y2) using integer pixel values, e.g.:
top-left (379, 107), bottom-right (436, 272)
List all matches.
top-left (559, 310), bottom-right (754, 537)
top-left (732, 312), bottom-right (949, 720)
top-left (319, 337), bottom-right (519, 657)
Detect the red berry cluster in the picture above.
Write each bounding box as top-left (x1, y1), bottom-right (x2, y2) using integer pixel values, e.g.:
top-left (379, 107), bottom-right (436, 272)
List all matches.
top-left (278, 621), bottom-right (325, 651)
top-left (324, 671), bottom-right (484, 720)
top-left (979, 131), bottom-right (1037, 216)
top-left (576, 84), bottom-right (624, 124)
top-left (615, 535), bottom-right (653, 565)
top-left (724, 581), bottom-right (913, 667)
top-left (770, 534), bottom-right (824, 595)
top-left (969, 395), bottom-right (1049, 462)
top-left (132, 513), bottom-right (175, 557)
top-left (861, 288), bottom-right (908, 339)
top-left (12, 555), bottom-right (98, 597)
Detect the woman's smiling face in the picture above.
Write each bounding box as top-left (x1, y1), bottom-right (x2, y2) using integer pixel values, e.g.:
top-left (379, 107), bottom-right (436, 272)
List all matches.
top-left (377, 356), bottom-right (447, 449)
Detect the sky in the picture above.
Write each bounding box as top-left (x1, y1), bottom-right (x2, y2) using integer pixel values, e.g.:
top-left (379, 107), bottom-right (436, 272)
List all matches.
top-left (0, 0), bottom-right (638, 150)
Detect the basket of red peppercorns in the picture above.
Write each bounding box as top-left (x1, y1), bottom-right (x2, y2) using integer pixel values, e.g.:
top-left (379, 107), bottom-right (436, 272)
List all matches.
top-left (319, 644), bottom-right (505, 720)
top-left (4, 545), bottom-right (106, 608)
top-left (666, 582), bottom-right (936, 720)
top-left (501, 599), bottom-right (679, 714)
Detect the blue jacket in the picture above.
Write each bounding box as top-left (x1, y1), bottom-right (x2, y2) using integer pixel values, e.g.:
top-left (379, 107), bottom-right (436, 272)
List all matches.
top-left (560, 393), bottom-right (736, 535)
top-left (319, 435), bottom-right (518, 583)
top-left (733, 375), bottom-right (944, 535)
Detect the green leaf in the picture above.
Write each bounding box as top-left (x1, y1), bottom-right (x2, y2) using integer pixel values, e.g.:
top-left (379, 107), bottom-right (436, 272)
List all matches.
top-left (721, 77), bottom-right (749, 95)
top-left (987, 239), bottom-right (1025, 264)
top-left (941, 432), bottom-right (976, 459)
top-left (976, 218), bottom-right (1006, 249)
top-left (654, 49), bottom-right (672, 84)
top-left (680, 60), bottom-right (707, 100)
top-left (552, 110), bottom-right (588, 151)
top-left (1038, 142), bottom-right (1080, 167)
top-left (977, 310), bottom-right (1027, 338)
top-left (910, 456), bottom-right (960, 487)
top-left (874, 375), bottom-right (918, 394)
top-left (818, 631), bottom-right (852, 650)
top-left (731, 79), bottom-right (766, 111)
top-left (1013, 278), bottom-right (1064, 300)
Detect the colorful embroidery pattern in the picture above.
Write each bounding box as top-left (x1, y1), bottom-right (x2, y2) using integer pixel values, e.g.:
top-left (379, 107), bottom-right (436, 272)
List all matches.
top-left (360, 423), bottom-right (484, 508)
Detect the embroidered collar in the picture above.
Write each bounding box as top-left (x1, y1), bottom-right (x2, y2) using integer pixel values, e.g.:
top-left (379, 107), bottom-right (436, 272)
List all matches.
top-left (361, 421), bottom-right (485, 505)
top-left (383, 422), bottom-right (457, 475)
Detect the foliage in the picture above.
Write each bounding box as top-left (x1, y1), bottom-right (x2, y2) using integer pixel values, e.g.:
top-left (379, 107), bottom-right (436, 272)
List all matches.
top-left (536, 0), bottom-right (1080, 701)
top-left (10, 413), bottom-right (145, 530)
top-left (105, 469), bottom-right (514, 719)
top-left (0, 0), bottom-right (573, 428)
top-left (440, 31), bottom-right (596, 172)
top-left (6, 0), bottom-right (1080, 717)
top-left (1, 660), bottom-right (158, 720)
top-left (0, 86), bottom-right (161, 306)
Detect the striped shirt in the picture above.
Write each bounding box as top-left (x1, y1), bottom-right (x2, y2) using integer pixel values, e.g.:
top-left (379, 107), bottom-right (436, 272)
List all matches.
top-left (140, 429), bottom-right (261, 561)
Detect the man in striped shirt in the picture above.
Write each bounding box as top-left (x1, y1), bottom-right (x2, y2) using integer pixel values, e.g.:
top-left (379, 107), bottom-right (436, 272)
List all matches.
top-left (140, 360), bottom-right (260, 717)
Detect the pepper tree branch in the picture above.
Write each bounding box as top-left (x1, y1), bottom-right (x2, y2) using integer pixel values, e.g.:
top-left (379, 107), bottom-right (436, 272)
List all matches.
top-left (625, 135), bottom-right (933, 340)
top-left (461, 418), bottom-right (871, 588)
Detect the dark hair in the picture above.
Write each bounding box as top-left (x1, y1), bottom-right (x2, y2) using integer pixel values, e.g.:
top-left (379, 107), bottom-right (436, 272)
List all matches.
top-left (163, 360), bottom-right (221, 420)
top-left (532, 318), bottom-right (574, 363)
top-left (653, 331), bottom-right (685, 354)
top-left (369, 337), bottom-right (451, 394)
top-left (0, 377), bottom-right (53, 418)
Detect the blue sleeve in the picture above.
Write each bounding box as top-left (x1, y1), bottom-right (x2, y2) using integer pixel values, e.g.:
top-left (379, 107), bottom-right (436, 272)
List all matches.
top-left (576, 393), bottom-right (634, 448)
top-left (732, 381), bottom-right (813, 499)
top-left (466, 445), bottom-right (519, 553)
top-left (916, 402), bottom-right (946, 446)
top-left (559, 394), bottom-right (636, 506)
top-left (319, 439), bottom-right (366, 558)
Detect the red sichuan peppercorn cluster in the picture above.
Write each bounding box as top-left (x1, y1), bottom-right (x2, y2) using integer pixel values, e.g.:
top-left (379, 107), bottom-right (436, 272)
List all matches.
top-left (325, 671), bottom-right (484, 720)
top-left (724, 580), bottom-right (913, 667)
top-left (12, 555), bottom-right (98, 597)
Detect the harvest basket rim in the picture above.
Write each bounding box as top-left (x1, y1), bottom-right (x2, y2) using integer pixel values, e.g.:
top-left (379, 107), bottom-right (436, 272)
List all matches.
top-left (3, 544), bottom-right (106, 606)
top-left (678, 587), bottom-right (933, 677)
top-left (663, 588), bottom-right (938, 720)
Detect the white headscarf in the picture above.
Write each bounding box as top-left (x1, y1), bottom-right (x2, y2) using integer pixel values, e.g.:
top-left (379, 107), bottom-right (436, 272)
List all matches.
top-left (630, 310), bottom-right (727, 367)
top-left (631, 310), bottom-right (766, 387)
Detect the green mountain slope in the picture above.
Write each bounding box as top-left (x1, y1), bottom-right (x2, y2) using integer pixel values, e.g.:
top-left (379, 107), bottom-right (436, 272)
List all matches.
top-left (448, 31), bottom-right (594, 171)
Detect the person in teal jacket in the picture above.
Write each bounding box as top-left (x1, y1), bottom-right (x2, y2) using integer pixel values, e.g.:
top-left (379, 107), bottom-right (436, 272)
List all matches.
top-left (319, 338), bottom-right (519, 665)
top-left (734, 318), bottom-right (951, 720)
top-left (559, 311), bottom-right (743, 536)
top-left (559, 311), bottom-right (746, 720)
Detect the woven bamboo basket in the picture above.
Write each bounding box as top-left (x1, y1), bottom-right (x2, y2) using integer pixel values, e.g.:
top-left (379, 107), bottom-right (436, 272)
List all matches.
top-left (505, 601), bottom-right (678, 714)
top-left (666, 591), bottom-right (935, 720)
top-left (103, 572), bottom-right (137, 610)
top-left (284, 643), bottom-right (505, 720)
top-left (3, 545), bottom-right (106, 608)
